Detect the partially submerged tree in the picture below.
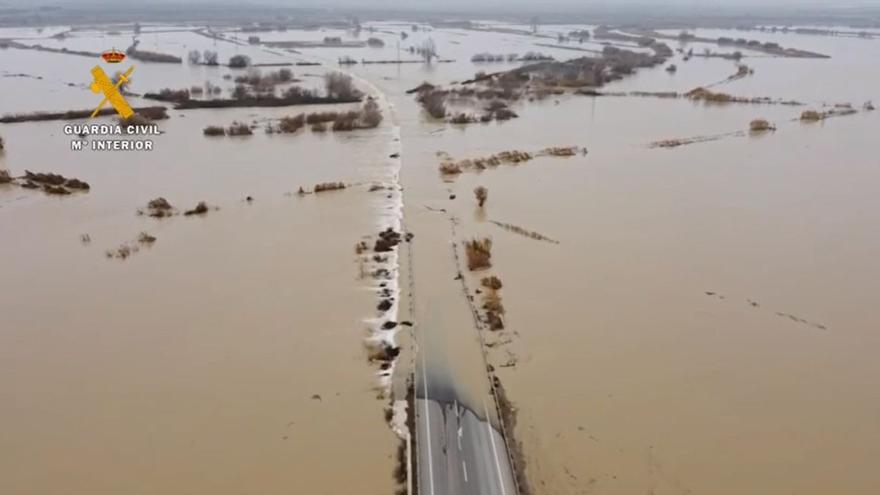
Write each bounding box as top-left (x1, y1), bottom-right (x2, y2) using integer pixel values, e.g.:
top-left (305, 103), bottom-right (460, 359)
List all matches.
top-left (187, 49), bottom-right (201, 65)
top-left (202, 50), bottom-right (219, 66)
top-left (474, 186), bottom-right (488, 207)
top-left (228, 54), bottom-right (251, 68)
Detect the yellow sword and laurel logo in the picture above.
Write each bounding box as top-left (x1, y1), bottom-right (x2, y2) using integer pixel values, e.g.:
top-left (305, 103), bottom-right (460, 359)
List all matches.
top-left (89, 65), bottom-right (134, 119)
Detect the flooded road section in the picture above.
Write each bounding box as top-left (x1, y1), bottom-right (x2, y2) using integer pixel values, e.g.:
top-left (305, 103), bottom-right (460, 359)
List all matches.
top-left (1, 19), bottom-right (880, 495)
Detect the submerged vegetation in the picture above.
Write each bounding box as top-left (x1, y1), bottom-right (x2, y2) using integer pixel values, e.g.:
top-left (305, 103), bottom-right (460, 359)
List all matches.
top-left (464, 238), bottom-right (493, 271)
top-left (2, 170), bottom-right (91, 195)
top-left (749, 118), bottom-right (776, 132)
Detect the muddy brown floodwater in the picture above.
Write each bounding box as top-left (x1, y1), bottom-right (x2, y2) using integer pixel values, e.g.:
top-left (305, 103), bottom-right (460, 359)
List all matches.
top-left (2, 19), bottom-right (880, 495)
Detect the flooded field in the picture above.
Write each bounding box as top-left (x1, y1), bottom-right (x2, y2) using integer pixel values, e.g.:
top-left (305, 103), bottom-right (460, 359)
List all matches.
top-left (2, 14), bottom-right (879, 495)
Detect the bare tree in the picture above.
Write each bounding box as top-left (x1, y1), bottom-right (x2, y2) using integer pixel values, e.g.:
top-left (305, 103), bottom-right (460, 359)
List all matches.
top-left (187, 50), bottom-right (201, 65)
top-left (202, 50), bottom-right (219, 66)
top-left (474, 186), bottom-right (488, 207)
top-left (420, 38), bottom-right (437, 64)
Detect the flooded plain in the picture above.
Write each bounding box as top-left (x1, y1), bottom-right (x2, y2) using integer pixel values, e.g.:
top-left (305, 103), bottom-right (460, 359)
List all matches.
top-left (2, 18), bottom-right (879, 495)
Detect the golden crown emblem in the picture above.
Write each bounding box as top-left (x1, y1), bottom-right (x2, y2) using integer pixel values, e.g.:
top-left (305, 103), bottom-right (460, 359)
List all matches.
top-left (101, 48), bottom-right (126, 63)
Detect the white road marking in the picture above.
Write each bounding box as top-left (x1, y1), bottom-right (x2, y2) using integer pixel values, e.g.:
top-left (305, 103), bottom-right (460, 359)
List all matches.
top-left (457, 425), bottom-right (463, 451)
top-left (484, 399), bottom-right (509, 495)
top-left (462, 460), bottom-right (469, 483)
top-left (422, 349), bottom-right (436, 495)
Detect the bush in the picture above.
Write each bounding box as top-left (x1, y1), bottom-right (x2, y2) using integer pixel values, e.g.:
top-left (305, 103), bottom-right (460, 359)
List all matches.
top-left (227, 122), bottom-right (253, 136)
top-left (203, 125), bottom-right (226, 136)
top-left (0, 134), bottom-right (4, 150)
top-left (749, 119), bottom-right (775, 132)
top-left (420, 89), bottom-right (447, 119)
top-left (481, 276), bottom-right (503, 290)
top-left (306, 111), bottom-right (339, 124)
top-left (187, 50), bottom-right (201, 65)
top-left (228, 54), bottom-right (251, 68)
top-left (279, 114), bottom-right (305, 133)
top-left (439, 162), bottom-right (462, 175)
top-left (184, 201), bottom-right (209, 216)
top-left (312, 122), bottom-right (327, 132)
top-left (0, 169), bottom-right (11, 183)
top-left (800, 110), bottom-right (823, 121)
top-left (332, 112), bottom-right (359, 131)
top-left (464, 238), bottom-right (492, 271)
top-left (156, 87), bottom-right (190, 102)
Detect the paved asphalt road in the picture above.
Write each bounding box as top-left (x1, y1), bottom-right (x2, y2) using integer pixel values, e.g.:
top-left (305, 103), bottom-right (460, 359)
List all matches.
top-left (415, 350), bottom-right (518, 495)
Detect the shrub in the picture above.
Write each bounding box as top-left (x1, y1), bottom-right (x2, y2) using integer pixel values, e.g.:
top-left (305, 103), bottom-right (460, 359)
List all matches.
top-left (464, 238), bottom-right (492, 271)
top-left (0, 134), bottom-right (4, 150)
top-left (439, 162), bottom-right (462, 175)
top-left (137, 232), bottom-right (157, 244)
top-left (282, 86), bottom-right (315, 100)
top-left (227, 122), bottom-right (253, 136)
top-left (800, 110), bottom-right (823, 121)
top-left (312, 122), bottom-right (327, 132)
top-left (481, 276), bottom-right (503, 290)
top-left (156, 87), bottom-right (190, 102)
top-left (493, 108), bottom-right (518, 120)
top-left (474, 186), bottom-right (488, 207)
top-left (143, 197), bottom-right (174, 218)
top-left (203, 125), bottom-right (226, 136)
top-left (332, 111), bottom-right (359, 131)
top-left (306, 111), bottom-right (339, 124)
top-left (184, 201), bottom-right (210, 216)
top-left (279, 114), bottom-right (305, 133)
top-left (187, 50), bottom-right (201, 65)
top-left (749, 119), bottom-right (775, 132)
top-left (0, 169), bottom-right (11, 184)
top-left (228, 54), bottom-right (251, 68)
